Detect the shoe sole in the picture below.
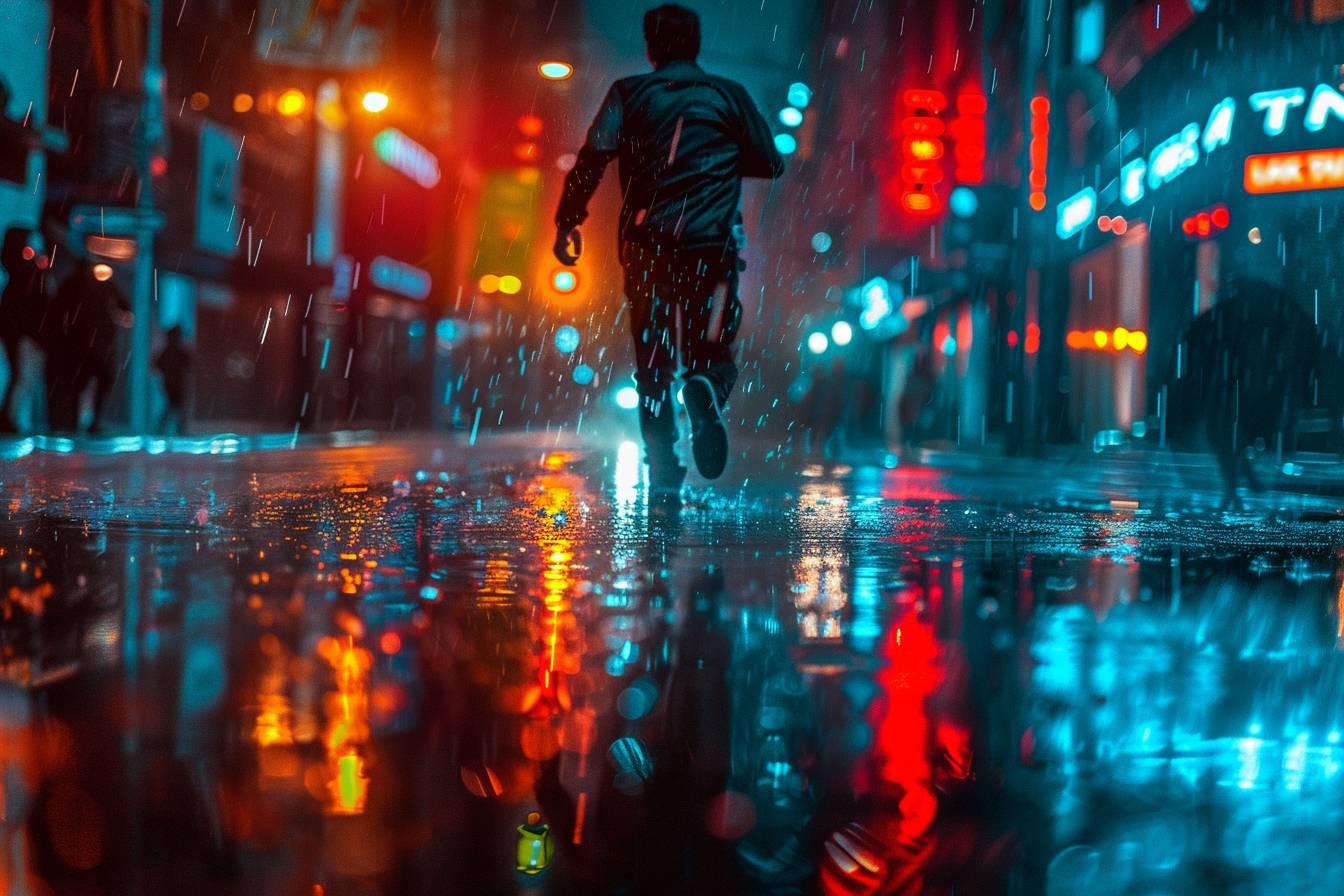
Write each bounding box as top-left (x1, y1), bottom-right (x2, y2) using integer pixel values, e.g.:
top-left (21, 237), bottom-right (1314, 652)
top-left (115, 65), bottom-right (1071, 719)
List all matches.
top-left (683, 376), bottom-right (727, 479)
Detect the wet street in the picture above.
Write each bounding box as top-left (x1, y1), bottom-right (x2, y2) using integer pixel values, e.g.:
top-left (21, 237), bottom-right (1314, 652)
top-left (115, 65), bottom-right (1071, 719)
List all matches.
top-left (4, 434), bottom-right (1344, 895)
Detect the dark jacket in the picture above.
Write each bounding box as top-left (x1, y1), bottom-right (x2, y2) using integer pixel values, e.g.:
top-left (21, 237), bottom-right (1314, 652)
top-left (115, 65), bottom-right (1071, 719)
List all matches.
top-left (555, 61), bottom-right (784, 256)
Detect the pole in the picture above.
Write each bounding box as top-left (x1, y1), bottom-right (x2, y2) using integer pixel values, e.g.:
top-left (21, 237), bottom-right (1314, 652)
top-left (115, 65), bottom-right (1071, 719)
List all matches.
top-left (130, 0), bottom-right (164, 432)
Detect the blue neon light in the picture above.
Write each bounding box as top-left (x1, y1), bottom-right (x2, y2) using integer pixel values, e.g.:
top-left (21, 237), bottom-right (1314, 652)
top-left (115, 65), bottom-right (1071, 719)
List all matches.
top-left (1146, 124), bottom-right (1200, 189)
top-left (1055, 187), bottom-right (1096, 239)
top-left (1305, 83), bottom-right (1344, 132)
top-left (1249, 88), bottom-right (1306, 136)
top-left (1201, 97), bottom-right (1235, 152)
top-left (1120, 159), bottom-right (1146, 205)
top-left (370, 255), bottom-right (432, 300)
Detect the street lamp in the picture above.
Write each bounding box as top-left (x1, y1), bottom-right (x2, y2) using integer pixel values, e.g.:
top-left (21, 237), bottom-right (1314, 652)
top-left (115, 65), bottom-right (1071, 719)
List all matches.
top-left (362, 91), bottom-right (390, 113)
top-left (537, 61), bottom-right (574, 81)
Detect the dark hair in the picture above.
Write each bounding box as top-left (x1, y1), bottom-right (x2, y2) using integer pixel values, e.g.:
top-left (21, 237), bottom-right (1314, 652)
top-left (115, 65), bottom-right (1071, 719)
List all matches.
top-left (644, 5), bottom-right (700, 66)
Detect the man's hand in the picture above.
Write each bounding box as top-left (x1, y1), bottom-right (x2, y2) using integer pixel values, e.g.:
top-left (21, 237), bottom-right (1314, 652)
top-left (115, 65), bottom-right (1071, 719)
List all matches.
top-left (554, 227), bottom-right (583, 266)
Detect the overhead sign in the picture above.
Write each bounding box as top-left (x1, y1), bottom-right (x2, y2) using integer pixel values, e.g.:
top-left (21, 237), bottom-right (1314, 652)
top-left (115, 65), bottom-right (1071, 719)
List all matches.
top-left (196, 122), bottom-right (242, 257)
top-left (1245, 148), bottom-right (1344, 194)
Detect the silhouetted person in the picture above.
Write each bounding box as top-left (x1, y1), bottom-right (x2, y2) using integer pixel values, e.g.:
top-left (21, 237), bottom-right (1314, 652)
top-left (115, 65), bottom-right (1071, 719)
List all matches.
top-left (0, 228), bottom-right (46, 432)
top-left (155, 325), bottom-right (190, 434)
top-left (48, 264), bottom-right (130, 433)
top-left (1165, 277), bottom-right (1343, 507)
top-left (554, 3), bottom-right (784, 500)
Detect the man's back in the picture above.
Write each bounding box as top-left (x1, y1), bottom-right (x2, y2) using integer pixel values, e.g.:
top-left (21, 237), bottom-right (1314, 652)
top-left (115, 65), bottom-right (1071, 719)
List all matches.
top-left (556, 61), bottom-right (782, 255)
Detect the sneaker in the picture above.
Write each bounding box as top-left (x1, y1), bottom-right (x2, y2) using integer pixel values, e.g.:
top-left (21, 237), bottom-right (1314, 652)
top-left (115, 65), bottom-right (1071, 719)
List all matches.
top-left (682, 375), bottom-right (728, 479)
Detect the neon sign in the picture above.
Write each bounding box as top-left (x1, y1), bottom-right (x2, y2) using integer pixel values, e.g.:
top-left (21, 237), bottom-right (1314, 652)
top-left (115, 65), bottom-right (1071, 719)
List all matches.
top-left (1147, 123), bottom-right (1201, 188)
top-left (372, 128), bottom-right (441, 188)
top-left (899, 89), bottom-right (946, 215)
top-left (1120, 158), bottom-right (1146, 205)
top-left (1248, 88), bottom-right (1306, 136)
top-left (1116, 82), bottom-right (1340, 208)
top-left (1305, 84), bottom-right (1344, 132)
top-left (1201, 97), bottom-right (1235, 152)
top-left (1056, 187), bottom-right (1096, 239)
top-left (949, 93), bottom-right (987, 185)
top-left (1028, 96), bottom-right (1049, 211)
top-left (1244, 148), bottom-right (1344, 194)
top-left (370, 255), bottom-right (432, 299)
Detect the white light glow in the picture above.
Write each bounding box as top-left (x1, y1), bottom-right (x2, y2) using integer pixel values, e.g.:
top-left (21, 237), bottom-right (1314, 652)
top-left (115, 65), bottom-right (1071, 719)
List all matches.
top-left (615, 386), bottom-right (640, 410)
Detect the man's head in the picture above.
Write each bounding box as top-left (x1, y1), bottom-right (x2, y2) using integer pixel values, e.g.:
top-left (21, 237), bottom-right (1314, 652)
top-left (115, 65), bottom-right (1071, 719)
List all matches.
top-left (644, 4), bottom-right (700, 68)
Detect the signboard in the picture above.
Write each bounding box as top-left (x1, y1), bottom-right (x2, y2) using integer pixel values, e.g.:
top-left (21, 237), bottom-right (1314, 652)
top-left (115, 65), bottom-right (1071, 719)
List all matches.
top-left (373, 128), bottom-right (440, 188)
top-left (369, 255), bottom-right (431, 300)
top-left (1058, 80), bottom-right (1344, 238)
top-left (196, 123), bottom-right (241, 257)
top-left (1056, 188), bottom-right (1097, 239)
top-left (255, 0), bottom-right (385, 68)
top-left (69, 204), bottom-right (166, 235)
top-left (472, 169), bottom-right (542, 279)
top-left (1245, 148), bottom-right (1344, 194)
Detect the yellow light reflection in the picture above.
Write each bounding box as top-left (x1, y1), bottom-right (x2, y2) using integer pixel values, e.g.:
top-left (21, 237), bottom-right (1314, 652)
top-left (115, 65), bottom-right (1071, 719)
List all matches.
top-left (793, 483), bottom-right (850, 643)
top-left (318, 635), bottom-right (372, 815)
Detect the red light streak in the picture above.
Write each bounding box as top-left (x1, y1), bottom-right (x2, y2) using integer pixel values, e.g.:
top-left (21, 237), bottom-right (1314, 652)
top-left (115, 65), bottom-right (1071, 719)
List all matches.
top-left (1028, 95), bottom-right (1049, 212)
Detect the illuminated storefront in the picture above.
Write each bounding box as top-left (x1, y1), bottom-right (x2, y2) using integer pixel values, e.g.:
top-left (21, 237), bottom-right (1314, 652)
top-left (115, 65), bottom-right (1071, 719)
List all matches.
top-left (1046, 6), bottom-right (1344, 444)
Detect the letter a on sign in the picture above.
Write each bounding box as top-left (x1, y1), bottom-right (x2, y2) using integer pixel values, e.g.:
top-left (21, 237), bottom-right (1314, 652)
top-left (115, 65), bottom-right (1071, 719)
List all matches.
top-left (1202, 98), bottom-right (1235, 152)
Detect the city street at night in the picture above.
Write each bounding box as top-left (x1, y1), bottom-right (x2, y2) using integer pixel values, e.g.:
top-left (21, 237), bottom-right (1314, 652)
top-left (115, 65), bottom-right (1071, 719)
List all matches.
top-left (4, 434), bottom-right (1344, 893)
top-left (5, 0), bottom-right (1344, 892)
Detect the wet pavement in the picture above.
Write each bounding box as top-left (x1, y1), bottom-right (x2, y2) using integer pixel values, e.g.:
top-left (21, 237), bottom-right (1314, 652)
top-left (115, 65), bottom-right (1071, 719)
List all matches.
top-left (3, 434), bottom-right (1344, 895)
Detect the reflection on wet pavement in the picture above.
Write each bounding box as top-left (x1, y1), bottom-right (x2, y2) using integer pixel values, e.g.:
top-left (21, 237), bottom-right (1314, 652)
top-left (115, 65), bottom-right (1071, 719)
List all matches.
top-left (3, 438), bottom-right (1344, 894)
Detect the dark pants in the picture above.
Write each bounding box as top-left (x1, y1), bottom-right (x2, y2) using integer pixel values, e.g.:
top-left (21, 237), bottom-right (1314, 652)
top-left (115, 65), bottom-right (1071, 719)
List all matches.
top-left (622, 244), bottom-right (741, 476)
top-left (47, 350), bottom-right (115, 433)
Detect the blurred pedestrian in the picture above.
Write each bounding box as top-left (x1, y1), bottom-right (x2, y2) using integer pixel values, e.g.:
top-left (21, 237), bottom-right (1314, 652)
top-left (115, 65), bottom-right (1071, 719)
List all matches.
top-left (48, 263), bottom-right (130, 433)
top-left (1165, 277), bottom-right (1342, 506)
top-left (155, 324), bottom-right (190, 434)
top-left (553, 3), bottom-right (784, 501)
top-left (0, 228), bottom-right (47, 433)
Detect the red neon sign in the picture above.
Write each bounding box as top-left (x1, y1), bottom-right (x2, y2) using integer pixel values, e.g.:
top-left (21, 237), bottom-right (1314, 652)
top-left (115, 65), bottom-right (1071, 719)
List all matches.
top-left (1028, 96), bottom-right (1049, 211)
top-left (1245, 148), bottom-right (1344, 194)
top-left (949, 93), bottom-right (986, 184)
top-left (900, 90), bottom-right (946, 216)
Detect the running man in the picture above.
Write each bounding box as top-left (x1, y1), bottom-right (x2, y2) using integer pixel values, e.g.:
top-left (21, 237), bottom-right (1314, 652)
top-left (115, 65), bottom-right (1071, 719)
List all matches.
top-left (554, 3), bottom-right (784, 499)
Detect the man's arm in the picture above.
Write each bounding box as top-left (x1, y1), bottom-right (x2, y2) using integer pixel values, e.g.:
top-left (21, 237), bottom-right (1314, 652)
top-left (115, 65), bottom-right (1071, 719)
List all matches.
top-left (554, 84), bottom-right (623, 263)
top-left (732, 83), bottom-right (785, 179)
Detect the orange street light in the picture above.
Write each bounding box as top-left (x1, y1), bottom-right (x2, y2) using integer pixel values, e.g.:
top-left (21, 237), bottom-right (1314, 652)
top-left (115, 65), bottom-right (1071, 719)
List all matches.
top-left (362, 91), bottom-right (390, 113)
